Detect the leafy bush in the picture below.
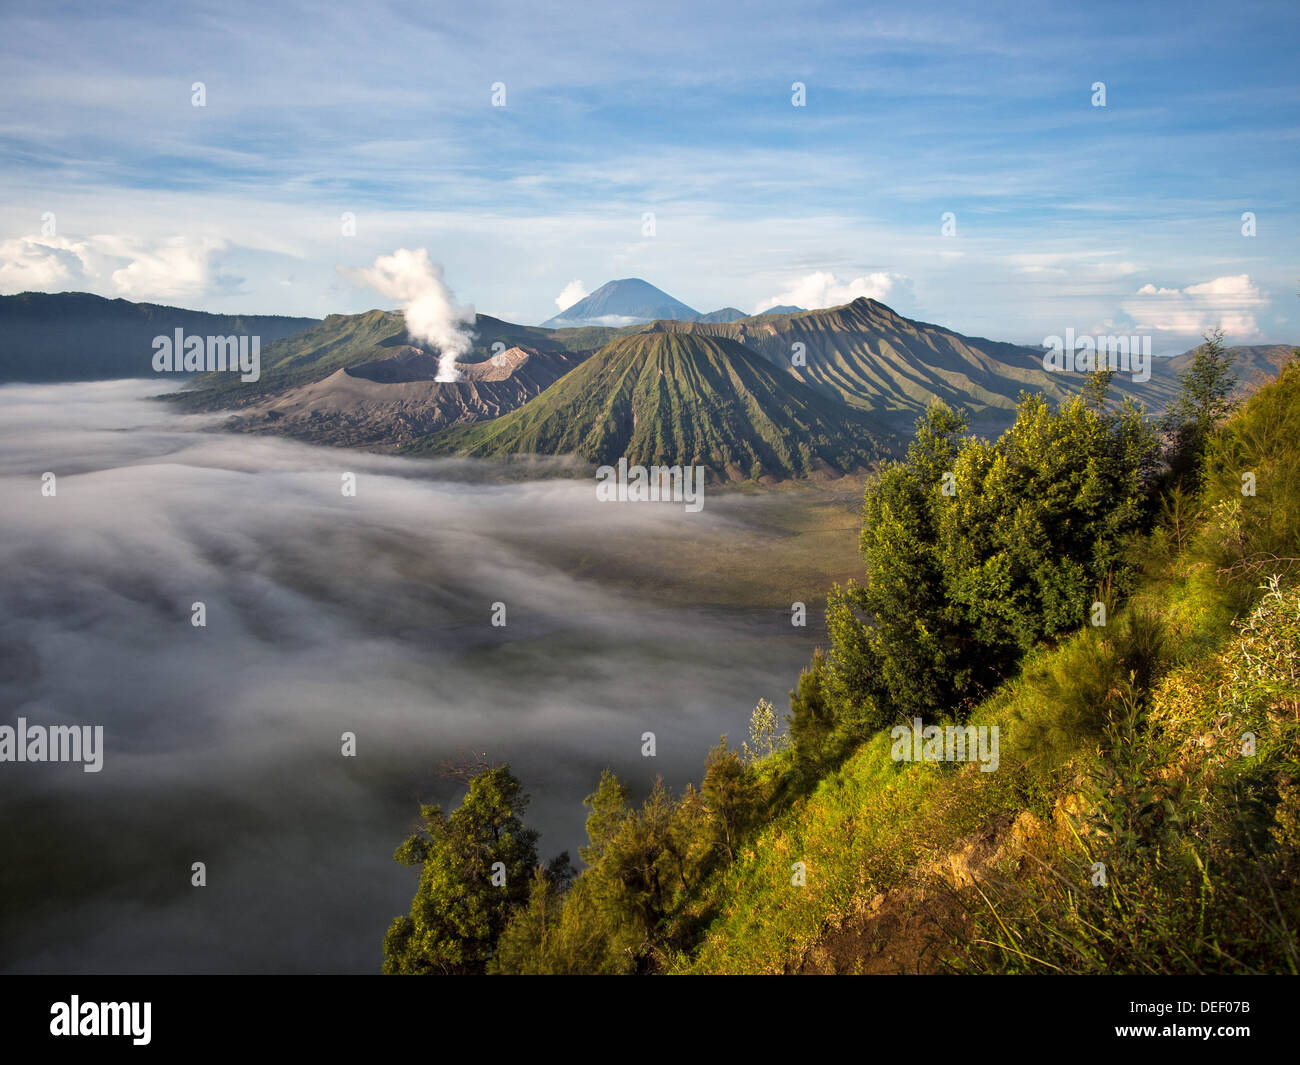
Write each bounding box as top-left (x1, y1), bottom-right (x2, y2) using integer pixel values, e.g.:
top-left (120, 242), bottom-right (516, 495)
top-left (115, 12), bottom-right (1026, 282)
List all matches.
top-left (831, 392), bottom-right (1159, 726)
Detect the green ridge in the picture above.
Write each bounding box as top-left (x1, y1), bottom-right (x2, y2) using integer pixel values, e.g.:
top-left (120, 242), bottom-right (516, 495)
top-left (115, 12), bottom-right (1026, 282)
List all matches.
top-left (408, 331), bottom-right (896, 481)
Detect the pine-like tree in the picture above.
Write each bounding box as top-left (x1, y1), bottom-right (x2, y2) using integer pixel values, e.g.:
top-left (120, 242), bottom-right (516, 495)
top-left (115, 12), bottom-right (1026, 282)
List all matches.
top-left (1162, 327), bottom-right (1238, 489)
top-left (382, 765), bottom-right (539, 974)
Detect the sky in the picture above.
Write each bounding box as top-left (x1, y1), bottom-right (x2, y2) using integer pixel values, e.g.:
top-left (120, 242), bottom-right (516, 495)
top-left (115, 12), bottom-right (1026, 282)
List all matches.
top-left (0, 0), bottom-right (1296, 351)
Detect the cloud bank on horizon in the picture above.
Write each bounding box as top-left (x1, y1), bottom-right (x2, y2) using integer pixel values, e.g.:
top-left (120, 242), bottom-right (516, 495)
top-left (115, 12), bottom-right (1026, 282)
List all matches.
top-left (755, 271), bottom-right (902, 314)
top-left (0, 0), bottom-right (1296, 351)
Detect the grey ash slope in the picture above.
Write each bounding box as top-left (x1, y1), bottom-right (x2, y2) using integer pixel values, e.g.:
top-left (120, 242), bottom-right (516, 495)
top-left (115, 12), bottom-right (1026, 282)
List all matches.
top-left (167, 307), bottom-right (597, 448)
top-left (227, 345), bottom-right (587, 449)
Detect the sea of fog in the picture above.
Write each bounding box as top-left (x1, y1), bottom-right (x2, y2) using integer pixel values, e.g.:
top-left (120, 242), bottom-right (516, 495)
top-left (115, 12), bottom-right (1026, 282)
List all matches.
top-left (0, 380), bottom-right (824, 973)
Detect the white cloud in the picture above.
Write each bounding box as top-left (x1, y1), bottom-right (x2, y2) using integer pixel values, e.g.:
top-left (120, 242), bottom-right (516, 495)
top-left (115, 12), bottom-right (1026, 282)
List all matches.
top-left (554, 279), bottom-right (588, 311)
top-left (1123, 273), bottom-right (1265, 336)
top-left (755, 270), bottom-right (901, 313)
top-left (104, 235), bottom-right (224, 302)
top-left (0, 236), bottom-right (83, 291)
top-left (1102, 261), bottom-right (1142, 278)
top-left (547, 313), bottom-right (643, 328)
top-left (1010, 253), bottom-right (1142, 279)
top-left (0, 232), bottom-right (223, 302)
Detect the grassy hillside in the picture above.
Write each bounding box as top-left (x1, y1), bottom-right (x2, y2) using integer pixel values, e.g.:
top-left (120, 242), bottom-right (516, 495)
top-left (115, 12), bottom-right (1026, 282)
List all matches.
top-left (384, 348), bottom-right (1300, 975)
top-left (654, 298), bottom-right (1184, 433)
top-left (410, 331), bottom-right (897, 482)
top-left (686, 355), bottom-right (1300, 973)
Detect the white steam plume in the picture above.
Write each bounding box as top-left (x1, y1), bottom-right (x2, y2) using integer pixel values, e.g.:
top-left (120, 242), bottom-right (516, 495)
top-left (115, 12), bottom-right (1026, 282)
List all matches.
top-left (341, 248), bottom-right (474, 382)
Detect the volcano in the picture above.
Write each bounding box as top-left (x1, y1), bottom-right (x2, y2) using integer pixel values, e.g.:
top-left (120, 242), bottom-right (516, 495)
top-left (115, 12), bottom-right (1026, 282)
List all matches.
top-left (412, 331), bottom-right (895, 481)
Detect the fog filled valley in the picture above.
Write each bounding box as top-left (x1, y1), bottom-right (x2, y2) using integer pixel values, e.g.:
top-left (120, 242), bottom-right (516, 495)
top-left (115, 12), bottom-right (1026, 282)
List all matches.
top-left (0, 379), bottom-right (856, 973)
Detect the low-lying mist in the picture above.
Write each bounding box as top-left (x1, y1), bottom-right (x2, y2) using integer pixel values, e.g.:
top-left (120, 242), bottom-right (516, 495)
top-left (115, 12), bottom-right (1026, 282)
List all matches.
top-left (0, 380), bottom-right (831, 973)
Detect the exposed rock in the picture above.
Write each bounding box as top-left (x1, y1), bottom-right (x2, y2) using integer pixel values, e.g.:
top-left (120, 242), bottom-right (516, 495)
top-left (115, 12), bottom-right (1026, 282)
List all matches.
top-left (224, 345), bottom-right (587, 449)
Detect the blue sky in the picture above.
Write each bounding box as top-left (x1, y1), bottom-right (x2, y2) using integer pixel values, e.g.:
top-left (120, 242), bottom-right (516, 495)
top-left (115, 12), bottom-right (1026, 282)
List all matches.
top-left (0, 0), bottom-right (1296, 350)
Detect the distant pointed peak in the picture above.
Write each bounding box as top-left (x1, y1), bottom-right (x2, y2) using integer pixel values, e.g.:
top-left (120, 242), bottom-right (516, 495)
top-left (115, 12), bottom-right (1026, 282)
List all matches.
top-left (542, 278), bottom-right (698, 328)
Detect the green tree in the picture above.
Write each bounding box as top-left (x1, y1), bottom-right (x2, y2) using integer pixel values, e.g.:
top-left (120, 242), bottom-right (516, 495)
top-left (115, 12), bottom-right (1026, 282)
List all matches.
top-left (596, 779), bottom-right (679, 932)
top-left (852, 402), bottom-right (979, 718)
top-left (496, 774), bottom-right (665, 976)
top-left (701, 738), bottom-right (757, 861)
top-left (579, 769), bottom-right (630, 867)
top-left (827, 392), bottom-right (1159, 726)
top-left (1162, 327), bottom-right (1238, 489)
top-left (787, 648), bottom-right (837, 773)
top-left (938, 393), bottom-right (1157, 662)
top-left (742, 698), bottom-right (786, 762)
top-left (489, 866), bottom-right (563, 974)
top-left (1082, 366), bottom-right (1117, 412)
top-left (383, 765), bottom-right (539, 974)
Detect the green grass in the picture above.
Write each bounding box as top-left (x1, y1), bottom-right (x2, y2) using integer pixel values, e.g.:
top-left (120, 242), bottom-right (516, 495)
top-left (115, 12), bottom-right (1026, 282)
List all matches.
top-left (664, 359), bottom-right (1300, 974)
